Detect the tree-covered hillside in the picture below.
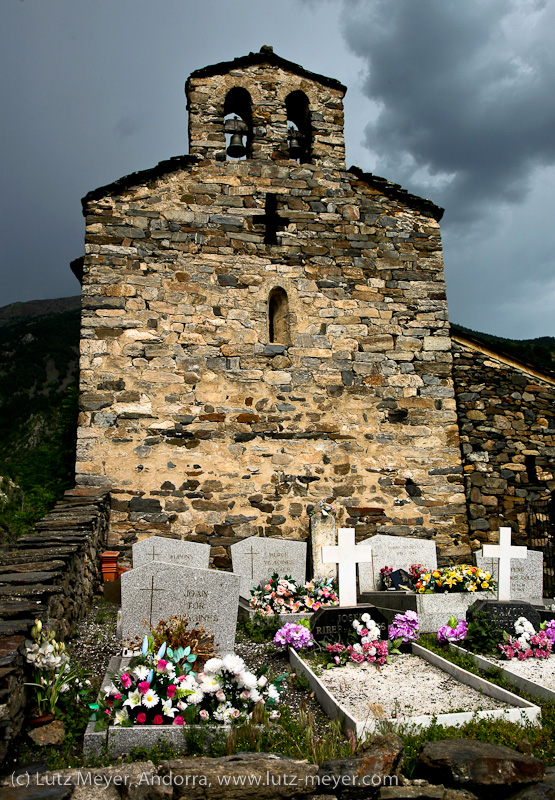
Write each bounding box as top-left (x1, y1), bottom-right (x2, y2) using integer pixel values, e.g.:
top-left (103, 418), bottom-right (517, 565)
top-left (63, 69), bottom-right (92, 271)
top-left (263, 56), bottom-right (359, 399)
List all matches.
top-left (0, 297), bottom-right (81, 541)
top-left (451, 323), bottom-right (555, 374)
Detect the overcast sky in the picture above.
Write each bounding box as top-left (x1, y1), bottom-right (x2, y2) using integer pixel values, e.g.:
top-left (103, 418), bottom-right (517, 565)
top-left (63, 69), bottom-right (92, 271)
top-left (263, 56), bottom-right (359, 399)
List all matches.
top-left (1, 0), bottom-right (554, 339)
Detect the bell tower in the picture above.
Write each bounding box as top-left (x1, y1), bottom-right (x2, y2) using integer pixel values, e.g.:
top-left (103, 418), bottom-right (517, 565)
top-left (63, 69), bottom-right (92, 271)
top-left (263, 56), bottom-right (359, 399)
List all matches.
top-left (185, 46), bottom-right (347, 168)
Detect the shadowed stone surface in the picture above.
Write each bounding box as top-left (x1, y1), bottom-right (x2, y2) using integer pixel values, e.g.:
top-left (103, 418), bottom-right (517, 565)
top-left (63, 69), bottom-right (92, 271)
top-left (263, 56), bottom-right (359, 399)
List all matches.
top-left (415, 739), bottom-right (544, 789)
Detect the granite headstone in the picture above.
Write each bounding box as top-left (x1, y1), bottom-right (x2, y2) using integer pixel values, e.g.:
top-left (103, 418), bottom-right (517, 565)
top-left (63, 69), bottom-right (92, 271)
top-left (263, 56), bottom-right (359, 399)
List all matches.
top-left (468, 599), bottom-right (541, 637)
top-left (120, 561), bottom-right (240, 653)
top-left (310, 605), bottom-right (388, 644)
top-left (231, 537), bottom-right (307, 599)
top-left (132, 536), bottom-right (210, 570)
top-left (358, 534), bottom-right (437, 592)
top-left (476, 549), bottom-right (543, 604)
top-left (310, 514), bottom-right (336, 582)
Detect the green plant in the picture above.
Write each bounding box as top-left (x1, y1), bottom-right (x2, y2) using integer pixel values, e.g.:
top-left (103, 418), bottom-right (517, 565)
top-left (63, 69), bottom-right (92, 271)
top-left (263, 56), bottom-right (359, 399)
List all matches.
top-left (464, 610), bottom-right (503, 655)
top-left (237, 613), bottom-right (281, 643)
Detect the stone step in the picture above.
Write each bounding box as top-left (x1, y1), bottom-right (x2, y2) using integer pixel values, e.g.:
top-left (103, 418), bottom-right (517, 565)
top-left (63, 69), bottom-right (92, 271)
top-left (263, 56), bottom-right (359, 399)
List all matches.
top-left (0, 585), bottom-right (62, 599)
top-left (0, 599), bottom-right (47, 619)
top-left (0, 571), bottom-right (62, 586)
top-left (0, 635), bottom-right (25, 667)
top-left (0, 619), bottom-right (34, 637)
top-left (0, 561), bottom-right (65, 575)
top-left (15, 534), bottom-right (87, 546)
top-left (0, 548), bottom-right (76, 565)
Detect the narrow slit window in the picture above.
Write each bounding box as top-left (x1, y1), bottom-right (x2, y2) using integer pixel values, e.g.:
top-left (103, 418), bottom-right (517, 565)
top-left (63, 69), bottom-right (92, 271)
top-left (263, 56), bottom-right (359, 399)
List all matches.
top-left (268, 288), bottom-right (291, 345)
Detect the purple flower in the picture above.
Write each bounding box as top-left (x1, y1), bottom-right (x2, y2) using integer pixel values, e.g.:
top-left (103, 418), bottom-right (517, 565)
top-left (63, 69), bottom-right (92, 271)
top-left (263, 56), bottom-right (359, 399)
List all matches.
top-left (438, 619), bottom-right (468, 644)
top-left (543, 620), bottom-right (555, 642)
top-left (273, 623), bottom-right (314, 651)
top-left (388, 611), bottom-right (420, 643)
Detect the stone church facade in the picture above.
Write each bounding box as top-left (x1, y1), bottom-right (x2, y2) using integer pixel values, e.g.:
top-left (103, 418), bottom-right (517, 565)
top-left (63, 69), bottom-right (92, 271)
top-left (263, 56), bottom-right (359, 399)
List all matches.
top-left (74, 48), bottom-right (554, 568)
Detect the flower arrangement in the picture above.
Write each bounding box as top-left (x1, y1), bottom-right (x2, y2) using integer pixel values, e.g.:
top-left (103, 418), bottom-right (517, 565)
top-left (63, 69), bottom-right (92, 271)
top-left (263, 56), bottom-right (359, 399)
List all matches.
top-left (308, 500), bottom-right (337, 517)
top-left (324, 614), bottom-right (389, 667)
top-left (437, 615), bottom-right (468, 644)
top-left (249, 573), bottom-right (339, 616)
top-left (25, 619), bottom-right (83, 717)
top-left (379, 566), bottom-right (393, 590)
top-left (409, 564), bottom-right (426, 582)
top-left (273, 622), bottom-right (314, 651)
top-left (499, 617), bottom-right (553, 661)
top-left (414, 565), bottom-right (496, 594)
top-left (388, 610), bottom-right (420, 651)
top-left (90, 636), bottom-right (285, 730)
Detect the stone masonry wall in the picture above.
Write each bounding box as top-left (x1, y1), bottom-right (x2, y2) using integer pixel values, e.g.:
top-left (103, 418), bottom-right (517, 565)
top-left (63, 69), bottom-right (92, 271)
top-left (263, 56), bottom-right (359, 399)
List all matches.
top-left (0, 488), bottom-right (109, 765)
top-left (77, 154), bottom-right (468, 567)
top-left (452, 334), bottom-right (555, 545)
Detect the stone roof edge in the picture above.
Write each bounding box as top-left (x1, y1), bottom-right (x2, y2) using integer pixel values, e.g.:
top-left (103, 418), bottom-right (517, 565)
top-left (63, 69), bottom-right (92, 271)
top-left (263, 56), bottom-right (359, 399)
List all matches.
top-left (81, 155), bottom-right (198, 214)
top-left (348, 166), bottom-right (444, 222)
top-left (452, 329), bottom-right (555, 386)
top-left (186, 50), bottom-right (347, 94)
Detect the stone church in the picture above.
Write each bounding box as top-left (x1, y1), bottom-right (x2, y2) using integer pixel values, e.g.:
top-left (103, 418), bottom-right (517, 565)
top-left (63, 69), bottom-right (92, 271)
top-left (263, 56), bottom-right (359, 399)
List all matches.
top-left (73, 47), bottom-right (555, 569)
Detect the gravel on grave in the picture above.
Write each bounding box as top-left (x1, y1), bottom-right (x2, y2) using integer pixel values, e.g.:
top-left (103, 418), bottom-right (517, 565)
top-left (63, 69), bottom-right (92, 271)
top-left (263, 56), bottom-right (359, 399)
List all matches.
top-left (479, 653), bottom-right (555, 690)
top-left (315, 653), bottom-right (509, 722)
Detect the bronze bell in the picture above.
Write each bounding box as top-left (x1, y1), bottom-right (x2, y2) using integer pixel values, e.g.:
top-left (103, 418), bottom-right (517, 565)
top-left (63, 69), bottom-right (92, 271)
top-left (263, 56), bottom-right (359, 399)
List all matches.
top-left (288, 131), bottom-right (303, 160)
top-left (227, 132), bottom-right (246, 159)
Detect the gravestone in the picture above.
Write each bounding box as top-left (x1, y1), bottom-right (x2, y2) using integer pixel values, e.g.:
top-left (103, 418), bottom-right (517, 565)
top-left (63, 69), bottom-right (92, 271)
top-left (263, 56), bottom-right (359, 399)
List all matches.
top-left (481, 527), bottom-right (527, 601)
top-left (231, 537), bottom-right (307, 599)
top-left (311, 605), bottom-right (388, 645)
top-left (468, 599), bottom-right (541, 637)
top-left (322, 527), bottom-right (373, 606)
top-left (132, 536), bottom-right (210, 570)
top-left (310, 514), bottom-right (336, 581)
top-left (476, 549), bottom-right (543, 605)
top-left (358, 534), bottom-right (437, 593)
top-left (120, 561), bottom-right (240, 653)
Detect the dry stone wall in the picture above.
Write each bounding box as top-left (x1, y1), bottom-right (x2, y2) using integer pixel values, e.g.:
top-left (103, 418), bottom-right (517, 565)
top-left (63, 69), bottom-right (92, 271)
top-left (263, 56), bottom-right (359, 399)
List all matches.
top-left (77, 156), bottom-right (468, 566)
top-left (452, 334), bottom-right (555, 544)
top-left (0, 488), bottom-right (109, 766)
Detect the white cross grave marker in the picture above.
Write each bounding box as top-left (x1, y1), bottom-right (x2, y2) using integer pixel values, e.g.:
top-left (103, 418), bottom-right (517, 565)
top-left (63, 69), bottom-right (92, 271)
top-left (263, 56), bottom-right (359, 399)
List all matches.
top-left (321, 527), bottom-right (372, 606)
top-left (482, 527), bottom-right (527, 601)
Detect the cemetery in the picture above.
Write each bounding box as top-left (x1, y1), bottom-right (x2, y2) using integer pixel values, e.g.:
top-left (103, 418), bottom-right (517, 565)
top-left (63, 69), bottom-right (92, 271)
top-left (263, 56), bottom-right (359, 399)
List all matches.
top-left (2, 48), bottom-right (555, 798)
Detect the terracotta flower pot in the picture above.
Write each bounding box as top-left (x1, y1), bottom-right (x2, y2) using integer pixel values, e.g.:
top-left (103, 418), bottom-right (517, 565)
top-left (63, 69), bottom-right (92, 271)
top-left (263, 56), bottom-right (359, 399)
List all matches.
top-left (29, 712), bottom-right (56, 728)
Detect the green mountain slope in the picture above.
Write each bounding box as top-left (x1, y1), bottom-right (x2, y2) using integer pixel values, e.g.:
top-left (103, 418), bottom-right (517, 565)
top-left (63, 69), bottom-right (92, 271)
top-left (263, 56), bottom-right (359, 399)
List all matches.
top-left (450, 323), bottom-right (555, 374)
top-left (0, 297), bottom-right (81, 541)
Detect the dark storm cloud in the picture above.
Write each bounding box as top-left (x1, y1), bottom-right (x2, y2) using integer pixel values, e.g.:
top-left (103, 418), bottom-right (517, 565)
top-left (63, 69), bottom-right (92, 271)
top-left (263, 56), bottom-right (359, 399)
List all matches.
top-left (341, 0), bottom-right (555, 224)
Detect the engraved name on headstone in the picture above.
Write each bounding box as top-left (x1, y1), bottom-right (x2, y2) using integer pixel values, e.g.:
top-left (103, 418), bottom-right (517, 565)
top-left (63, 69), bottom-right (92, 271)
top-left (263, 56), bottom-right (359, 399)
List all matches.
top-left (121, 561), bottom-right (240, 653)
top-left (132, 536), bottom-right (210, 570)
top-left (310, 605), bottom-right (388, 645)
top-left (231, 537), bottom-right (307, 598)
top-left (468, 599), bottom-right (541, 637)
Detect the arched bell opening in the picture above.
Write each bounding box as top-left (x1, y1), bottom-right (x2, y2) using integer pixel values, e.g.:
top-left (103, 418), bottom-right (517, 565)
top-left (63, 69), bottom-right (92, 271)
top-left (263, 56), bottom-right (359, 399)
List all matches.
top-left (268, 287), bottom-right (291, 346)
top-left (285, 90), bottom-right (311, 163)
top-left (224, 87), bottom-right (253, 161)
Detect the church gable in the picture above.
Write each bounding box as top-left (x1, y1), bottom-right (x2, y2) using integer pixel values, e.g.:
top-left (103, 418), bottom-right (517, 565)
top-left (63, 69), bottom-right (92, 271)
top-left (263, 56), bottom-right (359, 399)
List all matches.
top-left (76, 50), bottom-right (468, 566)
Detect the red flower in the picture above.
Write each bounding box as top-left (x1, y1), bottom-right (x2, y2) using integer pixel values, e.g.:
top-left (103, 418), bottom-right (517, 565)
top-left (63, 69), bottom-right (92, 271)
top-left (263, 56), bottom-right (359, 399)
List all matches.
top-left (136, 712), bottom-right (147, 724)
top-left (153, 715), bottom-right (164, 725)
top-left (138, 681), bottom-right (150, 694)
top-left (166, 684), bottom-right (177, 699)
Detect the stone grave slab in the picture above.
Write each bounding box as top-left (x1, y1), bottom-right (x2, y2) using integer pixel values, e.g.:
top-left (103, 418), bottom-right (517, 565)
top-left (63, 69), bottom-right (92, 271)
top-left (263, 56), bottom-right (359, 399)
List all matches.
top-left (231, 537), bottom-right (307, 599)
top-left (120, 561), bottom-right (240, 653)
top-left (358, 534), bottom-right (437, 593)
top-left (468, 599), bottom-right (541, 637)
top-left (310, 605), bottom-right (388, 644)
top-left (476, 549), bottom-right (543, 605)
top-left (132, 535), bottom-right (210, 570)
